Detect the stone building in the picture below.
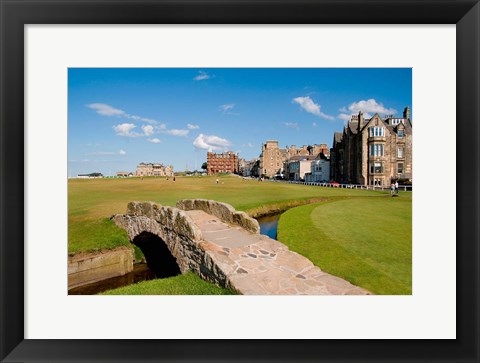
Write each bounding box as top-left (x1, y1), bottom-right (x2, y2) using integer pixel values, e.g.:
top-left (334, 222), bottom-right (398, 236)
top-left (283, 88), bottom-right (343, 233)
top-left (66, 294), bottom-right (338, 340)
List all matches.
top-left (239, 158), bottom-right (259, 177)
top-left (286, 155), bottom-right (317, 181)
top-left (206, 151), bottom-right (239, 175)
top-left (305, 154), bottom-right (331, 182)
top-left (136, 163), bottom-right (174, 177)
top-left (331, 107), bottom-right (412, 186)
top-left (259, 140), bottom-right (330, 178)
top-left (259, 141), bottom-right (284, 177)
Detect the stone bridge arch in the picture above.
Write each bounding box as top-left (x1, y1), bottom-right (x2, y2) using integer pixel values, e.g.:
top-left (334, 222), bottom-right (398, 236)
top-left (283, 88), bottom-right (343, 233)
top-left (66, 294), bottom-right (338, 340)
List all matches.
top-left (111, 199), bottom-right (257, 289)
top-left (112, 201), bottom-right (205, 274)
top-left (112, 199), bottom-right (370, 295)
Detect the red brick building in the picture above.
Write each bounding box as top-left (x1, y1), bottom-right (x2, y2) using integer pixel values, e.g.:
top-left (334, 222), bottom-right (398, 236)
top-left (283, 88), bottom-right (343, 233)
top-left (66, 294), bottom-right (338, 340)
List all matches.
top-left (207, 151), bottom-right (239, 175)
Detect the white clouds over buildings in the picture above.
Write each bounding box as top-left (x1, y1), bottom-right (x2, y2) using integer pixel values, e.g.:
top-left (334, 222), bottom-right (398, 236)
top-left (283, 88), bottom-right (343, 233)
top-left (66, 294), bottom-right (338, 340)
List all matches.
top-left (193, 133), bottom-right (232, 152)
top-left (293, 96), bottom-right (334, 120)
top-left (337, 99), bottom-right (397, 121)
top-left (148, 138), bottom-right (161, 144)
top-left (89, 103), bottom-right (193, 142)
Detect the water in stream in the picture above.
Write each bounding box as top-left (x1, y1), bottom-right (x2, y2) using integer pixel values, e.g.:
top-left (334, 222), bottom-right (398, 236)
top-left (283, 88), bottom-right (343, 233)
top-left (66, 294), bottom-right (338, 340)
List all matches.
top-left (256, 213), bottom-right (282, 240)
top-left (68, 263), bottom-right (156, 295)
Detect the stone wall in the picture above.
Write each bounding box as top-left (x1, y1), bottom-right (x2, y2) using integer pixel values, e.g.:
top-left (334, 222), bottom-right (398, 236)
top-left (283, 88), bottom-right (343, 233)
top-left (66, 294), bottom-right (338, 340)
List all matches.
top-left (111, 201), bottom-right (234, 289)
top-left (176, 199), bottom-right (260, 234)
top-left (112, 202), bottom-right (203, 274)
top-left (68, 247), bottom-right (134, 289)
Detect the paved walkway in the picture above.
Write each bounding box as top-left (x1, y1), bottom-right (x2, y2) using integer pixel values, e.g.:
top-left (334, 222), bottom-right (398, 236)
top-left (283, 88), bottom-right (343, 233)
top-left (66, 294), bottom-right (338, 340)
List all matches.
top-left (185, 210), bottom-right (370, 295)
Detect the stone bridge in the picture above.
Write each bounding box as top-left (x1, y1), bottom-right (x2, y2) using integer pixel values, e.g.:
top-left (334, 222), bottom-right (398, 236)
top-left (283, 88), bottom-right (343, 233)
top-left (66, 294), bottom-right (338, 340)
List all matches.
top-left (112, 199), bottom-right (370, 295)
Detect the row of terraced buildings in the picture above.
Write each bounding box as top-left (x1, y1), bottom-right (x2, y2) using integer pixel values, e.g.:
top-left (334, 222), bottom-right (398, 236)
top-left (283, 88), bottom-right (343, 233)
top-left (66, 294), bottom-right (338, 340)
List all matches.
top-left (205, 106), bottom-right (412, 186)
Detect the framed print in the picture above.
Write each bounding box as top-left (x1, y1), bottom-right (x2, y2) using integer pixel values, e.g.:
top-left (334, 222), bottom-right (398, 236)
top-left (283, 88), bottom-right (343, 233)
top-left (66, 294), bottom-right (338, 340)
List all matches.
top-left (1, 0), bottom-right (479, 362)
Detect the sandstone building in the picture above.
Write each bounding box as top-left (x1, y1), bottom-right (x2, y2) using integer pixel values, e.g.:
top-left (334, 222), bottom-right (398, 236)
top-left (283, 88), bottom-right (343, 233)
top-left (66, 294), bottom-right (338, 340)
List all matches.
top-left (206, 151), bottom-right (239, 175)
top-left (259, 140), bottom-right (330, 178)
top-left (136, 163), bottom-right (174, 177)
top-left (331, 107), bottom-right (412, 186)
top-left (259, 141), bottom-right (284, 177)
top-left (239, 158), bottom-right (259, 177)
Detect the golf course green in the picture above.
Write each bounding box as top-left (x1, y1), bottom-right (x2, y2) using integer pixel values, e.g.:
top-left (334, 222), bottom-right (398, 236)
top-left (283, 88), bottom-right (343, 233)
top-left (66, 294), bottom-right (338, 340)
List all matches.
top-left (69, 175), bottom-right (411, 294)
top-left (277, 197), bottom-right (412, 295)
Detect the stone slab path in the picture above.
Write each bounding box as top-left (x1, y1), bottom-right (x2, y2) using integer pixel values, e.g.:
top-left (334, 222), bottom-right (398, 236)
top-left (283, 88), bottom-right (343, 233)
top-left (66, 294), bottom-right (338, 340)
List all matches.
top-left (185, 210), bottom-right (370, 295)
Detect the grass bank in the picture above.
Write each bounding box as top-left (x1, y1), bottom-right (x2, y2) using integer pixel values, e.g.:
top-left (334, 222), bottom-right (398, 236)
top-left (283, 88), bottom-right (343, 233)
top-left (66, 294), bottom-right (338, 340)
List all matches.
top-left (100, 272), bottom-right (235, 295)
top-left (68, 175), bottom-right (386, 254)
top-left (277, 194), bottom-right (412, 295)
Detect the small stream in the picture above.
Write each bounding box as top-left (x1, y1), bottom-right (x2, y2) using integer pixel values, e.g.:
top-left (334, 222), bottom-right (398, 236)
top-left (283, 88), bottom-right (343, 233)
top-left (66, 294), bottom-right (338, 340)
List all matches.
top-left (256, 213), bottom-right (283, 240)
top-left (68, 263), bottom-right (156, 295)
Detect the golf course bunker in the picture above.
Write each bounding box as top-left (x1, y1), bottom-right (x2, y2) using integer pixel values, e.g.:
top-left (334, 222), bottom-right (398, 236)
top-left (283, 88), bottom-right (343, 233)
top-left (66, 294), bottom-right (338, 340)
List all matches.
top-left (112, 199), bottom-right (370, 295)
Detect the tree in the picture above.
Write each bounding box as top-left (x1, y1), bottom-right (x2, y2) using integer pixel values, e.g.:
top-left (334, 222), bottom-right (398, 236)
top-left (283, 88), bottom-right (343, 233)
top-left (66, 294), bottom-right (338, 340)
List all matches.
top-left (201, 162), bottom-right (208, 171)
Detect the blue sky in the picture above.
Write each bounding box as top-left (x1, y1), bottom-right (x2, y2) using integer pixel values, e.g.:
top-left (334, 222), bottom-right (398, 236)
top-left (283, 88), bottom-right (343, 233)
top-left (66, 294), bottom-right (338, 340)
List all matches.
top-left (68, 68), bottom-right (411, 176)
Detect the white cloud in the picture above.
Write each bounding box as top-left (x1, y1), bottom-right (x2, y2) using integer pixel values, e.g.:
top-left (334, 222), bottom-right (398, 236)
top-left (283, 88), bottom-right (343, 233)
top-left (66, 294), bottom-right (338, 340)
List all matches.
top-left (347, 99), bottom-right (397, 115)
top-left (219, 103), bottom-right (235, 112)
top-left (113, 123), bottom-right (140, 137)
top-left (142, 125), bottom-right (154, 136)
top-left (284, 122), bottom-right (299, 129)
top-left (312, 122), bottom-right (317, 127)
top-left (193, 70), bottom-right (211, 81)
top-left (86, 151), bottom-right (115, 156)
top-left (187, 123), bottom-right (200, 130)
top-left (337, 99), bottom-right (397, 121)
top-left (193, 133), bottom-right (232, 152)
top-left (292, 96), bottom-right (334, 120)
top-left (148, 138), bottom-right (161, 144)
top-left (247, 142), bottom-right (254, 148)
top-left (87, 103), bottom-right (165, 126)
top-left (119, 149), bottom-right (126, 155)
top-left (87, 103), bottom-right (125, 116)
top-left (164, 129), bottom-right (189, 137)
top-left (338, 113), bottom-right (353, 122)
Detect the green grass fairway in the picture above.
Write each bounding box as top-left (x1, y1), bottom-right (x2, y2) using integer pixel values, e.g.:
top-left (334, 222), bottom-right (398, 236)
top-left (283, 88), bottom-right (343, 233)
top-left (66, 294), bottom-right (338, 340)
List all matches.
top-left (100, 272), bottom-right (235, 295)
top-left (277, 196), bottom-right (412, 295)
top-left (69, 175), bottom-right (410, 295)
top-left (68, 175), bottom-right (386, 254)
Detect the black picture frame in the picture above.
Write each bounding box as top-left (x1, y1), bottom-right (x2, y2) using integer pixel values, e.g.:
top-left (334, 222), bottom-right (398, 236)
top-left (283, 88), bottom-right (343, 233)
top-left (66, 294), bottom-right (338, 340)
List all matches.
top-left (1, 1), bottom-right (479, 362)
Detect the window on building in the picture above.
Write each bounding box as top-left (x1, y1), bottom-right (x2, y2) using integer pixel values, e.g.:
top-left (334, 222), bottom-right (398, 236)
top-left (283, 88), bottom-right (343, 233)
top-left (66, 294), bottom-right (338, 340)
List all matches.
top-left (375, 144), bottom-right (384, 156)
top-left (397, 163), bottom-right (404, 174)
top-left (369, 127), bottom-right (384, 137)
top-left (397, 147), bottom-right (404, 158)
top-left (370, 162), bottom-right (383, 174)
top-left (398, 130), bottom-right (404, 138)
top-left (370, 144), bottom-right (384, 156)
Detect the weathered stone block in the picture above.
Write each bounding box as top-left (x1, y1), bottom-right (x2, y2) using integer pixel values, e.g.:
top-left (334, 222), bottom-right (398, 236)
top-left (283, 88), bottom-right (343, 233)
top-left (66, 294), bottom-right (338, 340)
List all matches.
top-left (68, 247), bottom-right (134, 289)
top-left (177, 199), bottom-right (259, 234)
